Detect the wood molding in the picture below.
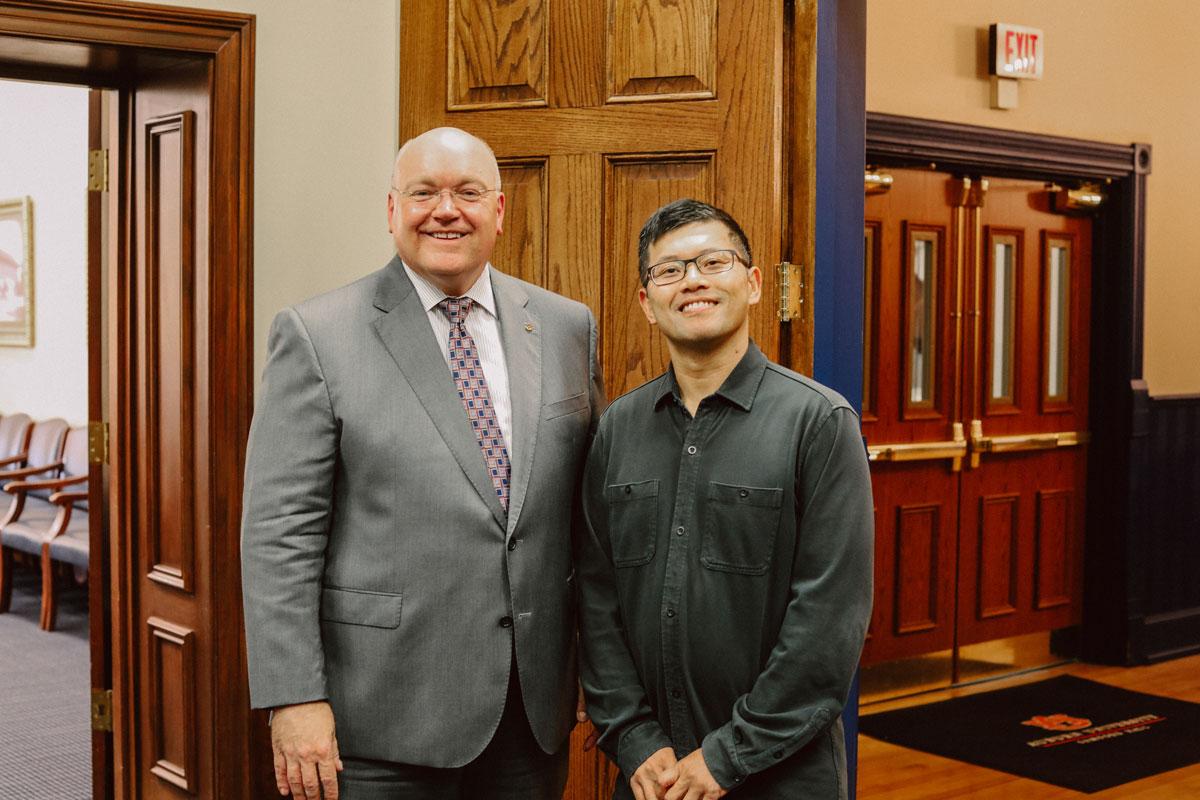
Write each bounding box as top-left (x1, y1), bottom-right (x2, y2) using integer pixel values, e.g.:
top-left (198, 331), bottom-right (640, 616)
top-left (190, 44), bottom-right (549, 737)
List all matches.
top-left (866, 112), bottom-right (1144, 181)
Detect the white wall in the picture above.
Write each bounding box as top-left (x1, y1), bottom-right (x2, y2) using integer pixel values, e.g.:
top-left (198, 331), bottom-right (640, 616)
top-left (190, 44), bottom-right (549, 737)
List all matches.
top-left (0, 80), bottom-right (89, 424)
top-left (867, 0), bottom-right (1200, 395)
top-left (164, 0), bottom-right (402, 380)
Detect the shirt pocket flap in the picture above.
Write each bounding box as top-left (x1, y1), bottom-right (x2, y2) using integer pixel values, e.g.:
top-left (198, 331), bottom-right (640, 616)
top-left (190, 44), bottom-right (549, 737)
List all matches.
top-left (319, 586), bottom-right (403, 629)
top-left (707, 482), bottom-right (784, 509)
top-left (605, 479), bottom-right (660, 502)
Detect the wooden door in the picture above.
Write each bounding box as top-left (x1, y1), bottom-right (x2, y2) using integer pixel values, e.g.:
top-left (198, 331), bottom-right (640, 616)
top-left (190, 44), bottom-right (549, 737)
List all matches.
top-left (399, 0), bottom-right (817, 399)
top-left (956, 177), bottom-right (1090, 647)
top-left (862, 168), bottom-right (1091, 665)
top-left (399, 1), bottom-right (817, 796)
top-left (125, 61), bottom-right (215, 799)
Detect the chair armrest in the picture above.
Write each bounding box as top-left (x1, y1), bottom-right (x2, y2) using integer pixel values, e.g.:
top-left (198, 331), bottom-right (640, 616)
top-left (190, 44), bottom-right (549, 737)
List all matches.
top-left (50, 490), bottom-right (89, 506)
top-left (1, 469), bottom-right (81, 495)
top-left (0, 452), bottom-right (27, 468)
top-left (0, 461), bottom-right (64, 482)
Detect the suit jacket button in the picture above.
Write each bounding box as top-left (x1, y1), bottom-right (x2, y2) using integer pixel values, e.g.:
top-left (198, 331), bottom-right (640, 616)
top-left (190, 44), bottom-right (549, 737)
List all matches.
top-left (499, 616), bottom-right (513, 628)
top-left (507, 538), bottom-right (518, 551)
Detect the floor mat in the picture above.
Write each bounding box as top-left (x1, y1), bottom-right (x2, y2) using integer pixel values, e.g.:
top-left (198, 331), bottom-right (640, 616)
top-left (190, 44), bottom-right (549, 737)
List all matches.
top-left (859, 674), bottom-right (1200, 793)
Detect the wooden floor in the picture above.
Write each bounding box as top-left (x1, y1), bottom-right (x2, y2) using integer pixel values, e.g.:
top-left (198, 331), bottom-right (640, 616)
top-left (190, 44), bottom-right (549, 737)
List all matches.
top-left (857, 653), bottom-right (1200, 799)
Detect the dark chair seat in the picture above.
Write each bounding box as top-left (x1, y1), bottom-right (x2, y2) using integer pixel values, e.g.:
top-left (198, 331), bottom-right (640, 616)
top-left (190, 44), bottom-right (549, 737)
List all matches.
top-left (47, 524), bottom-right (89, 570)
top-left (0, 496), bottom-right (57, 554)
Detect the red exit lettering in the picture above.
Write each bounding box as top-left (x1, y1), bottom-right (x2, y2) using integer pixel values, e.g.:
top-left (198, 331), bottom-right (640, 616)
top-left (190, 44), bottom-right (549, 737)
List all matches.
top-left (1003, 28), bottom-right (1040, 74)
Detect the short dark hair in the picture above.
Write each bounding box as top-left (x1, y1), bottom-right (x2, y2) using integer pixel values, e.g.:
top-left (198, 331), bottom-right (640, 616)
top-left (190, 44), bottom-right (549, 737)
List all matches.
top-left (637, 199), bottom-right (753, 285)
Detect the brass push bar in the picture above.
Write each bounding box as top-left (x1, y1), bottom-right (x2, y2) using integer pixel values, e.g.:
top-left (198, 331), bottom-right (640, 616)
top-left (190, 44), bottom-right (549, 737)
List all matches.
top-left (968, 419), bottom-right (1090, 468)
top-left (868, 422), bottom-right (967, 472)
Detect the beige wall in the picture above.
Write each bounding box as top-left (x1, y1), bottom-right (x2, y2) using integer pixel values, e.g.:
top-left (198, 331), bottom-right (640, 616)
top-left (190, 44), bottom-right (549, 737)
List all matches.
top-left (166, 0), bottom-right (402, 380)
top-left (0, 80), bottom-right (89, 424)
top-left (867, 0), bottom-right (1200, 395)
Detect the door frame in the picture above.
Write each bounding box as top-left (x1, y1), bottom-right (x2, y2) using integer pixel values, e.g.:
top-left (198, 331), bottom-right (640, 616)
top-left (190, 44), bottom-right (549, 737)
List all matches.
top-left (865, 112), bottom-right (1150, 666)
top-left (0, 2), bottom-right (256, 797)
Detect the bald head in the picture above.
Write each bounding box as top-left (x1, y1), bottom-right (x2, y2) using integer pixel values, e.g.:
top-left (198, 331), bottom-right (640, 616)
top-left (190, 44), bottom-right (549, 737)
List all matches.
top-left (386, 126), bottom-right (507, 296)
top-left (392, 127), bottom-right (501, 190)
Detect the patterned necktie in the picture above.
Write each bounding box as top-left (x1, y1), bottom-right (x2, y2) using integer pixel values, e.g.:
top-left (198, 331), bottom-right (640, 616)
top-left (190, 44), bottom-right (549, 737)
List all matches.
top-left (439, 297), bottom-right (511, 512)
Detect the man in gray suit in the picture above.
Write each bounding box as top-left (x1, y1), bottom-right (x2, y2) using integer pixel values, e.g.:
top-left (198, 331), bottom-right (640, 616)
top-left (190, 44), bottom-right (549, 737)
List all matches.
top-left (241, 127), bottom-right (605, 800)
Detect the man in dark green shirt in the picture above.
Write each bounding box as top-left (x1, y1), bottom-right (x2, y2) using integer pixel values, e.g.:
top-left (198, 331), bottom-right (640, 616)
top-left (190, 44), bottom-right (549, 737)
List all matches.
top-left (578, 199), bottom-right (873, 800)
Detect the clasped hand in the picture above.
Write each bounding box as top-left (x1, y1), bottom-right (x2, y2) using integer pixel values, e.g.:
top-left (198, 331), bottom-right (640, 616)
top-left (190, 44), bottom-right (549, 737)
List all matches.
top-left (630, 747), bottom-right (727, 800)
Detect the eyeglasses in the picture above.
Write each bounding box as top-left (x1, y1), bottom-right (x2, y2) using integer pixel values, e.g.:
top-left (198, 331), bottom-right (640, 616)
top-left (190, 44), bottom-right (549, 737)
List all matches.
top-left (392, 187), bottom-right (498, 206)
top-left (646, 249), bottom-right (744, 286)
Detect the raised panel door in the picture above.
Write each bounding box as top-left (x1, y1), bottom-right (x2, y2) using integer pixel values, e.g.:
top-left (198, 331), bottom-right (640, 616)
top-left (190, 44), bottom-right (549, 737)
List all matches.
top-left (400, 2), bottom-right (816, 796)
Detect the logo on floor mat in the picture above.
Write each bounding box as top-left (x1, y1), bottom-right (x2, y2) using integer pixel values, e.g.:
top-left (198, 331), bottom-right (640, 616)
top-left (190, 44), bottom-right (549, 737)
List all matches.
top-left (1022, 714), bottom-right (1091, 731)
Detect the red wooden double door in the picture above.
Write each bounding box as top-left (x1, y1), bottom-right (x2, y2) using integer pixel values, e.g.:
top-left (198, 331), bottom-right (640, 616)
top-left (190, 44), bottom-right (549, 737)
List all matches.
top-left (861, 168), bottom-right (1092, 665)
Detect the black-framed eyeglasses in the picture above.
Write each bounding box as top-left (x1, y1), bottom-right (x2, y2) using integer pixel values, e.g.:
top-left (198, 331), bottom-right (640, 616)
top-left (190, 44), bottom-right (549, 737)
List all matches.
top-left (646, 249), bottom-right (744, 286)
top-left (392, 187), bottom-right (498, 205)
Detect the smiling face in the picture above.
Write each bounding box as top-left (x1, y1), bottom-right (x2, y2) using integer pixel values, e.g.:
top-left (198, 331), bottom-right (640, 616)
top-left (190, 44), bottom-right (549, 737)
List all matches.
top-left (387, 128), bottom-right (505, 296)
top-left (638, 219), bottom-right (762, 356)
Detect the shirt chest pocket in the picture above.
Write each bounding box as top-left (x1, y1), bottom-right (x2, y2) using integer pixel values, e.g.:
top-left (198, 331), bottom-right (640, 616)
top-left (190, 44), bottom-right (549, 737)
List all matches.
top-left (701, 482), bottom-right (784, 575)
top-left (603, 480), bottom-right (659, 567)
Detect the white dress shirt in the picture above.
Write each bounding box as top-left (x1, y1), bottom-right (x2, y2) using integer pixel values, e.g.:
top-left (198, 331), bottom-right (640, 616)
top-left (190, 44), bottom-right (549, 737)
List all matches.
top-left (401, 261), bottom-right (513, 456)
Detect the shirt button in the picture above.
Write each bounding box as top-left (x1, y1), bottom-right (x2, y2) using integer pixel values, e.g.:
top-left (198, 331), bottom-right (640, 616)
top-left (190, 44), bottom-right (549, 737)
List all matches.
top-left (507, 538), bottom-right (517, 551)
top-left (739, 489), bottom-right (749, 498)
top-left (687, 445), bottom-right (697, 455)
top-left (676, 526), bottom-right (685, 536)
top-left (665, 608), bottom-right (676, 618)
top-left (499, 616), bottom-right (513, 628)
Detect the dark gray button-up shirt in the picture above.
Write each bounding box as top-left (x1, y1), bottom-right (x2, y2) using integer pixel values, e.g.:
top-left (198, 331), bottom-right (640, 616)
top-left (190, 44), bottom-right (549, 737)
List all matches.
top-left (578, 343), bottom-right (873, 796)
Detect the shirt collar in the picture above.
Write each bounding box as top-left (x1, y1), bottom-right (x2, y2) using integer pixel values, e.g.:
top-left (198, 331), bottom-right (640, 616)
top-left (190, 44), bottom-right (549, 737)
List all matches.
top-left (401, 260), bottom-right (498, 319)
top-left (653, 341), bottom-right (768, 412)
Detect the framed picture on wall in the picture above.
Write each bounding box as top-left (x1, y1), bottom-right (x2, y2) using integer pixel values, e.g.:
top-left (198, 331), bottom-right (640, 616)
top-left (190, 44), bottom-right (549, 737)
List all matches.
top-left (0, 196), bottom-right (34, 347)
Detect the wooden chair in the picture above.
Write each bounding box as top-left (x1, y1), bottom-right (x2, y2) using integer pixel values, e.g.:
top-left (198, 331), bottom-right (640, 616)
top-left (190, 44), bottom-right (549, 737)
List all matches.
top-left (41, 431), bottom-right (92, 632)
top-left (0, 412), bottom-right (33, 470)
top-left (0, 417), bottom-right (71, 618)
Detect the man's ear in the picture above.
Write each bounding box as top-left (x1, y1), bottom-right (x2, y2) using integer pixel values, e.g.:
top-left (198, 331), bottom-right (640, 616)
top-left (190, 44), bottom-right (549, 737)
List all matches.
top-left (745, 264), bottom-right (763, 306)
top-left (637, 286), bottom-right (658, 327)
top-left (495, 191), bottom-right (506, 236)
top-left (386, 190), bottom-right (396, 233)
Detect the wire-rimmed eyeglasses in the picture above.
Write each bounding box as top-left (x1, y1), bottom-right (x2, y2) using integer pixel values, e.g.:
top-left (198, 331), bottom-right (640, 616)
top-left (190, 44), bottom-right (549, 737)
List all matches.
top-left (392, 187), bottom-right (498, 206)
top-left (646, 249), bottom-right (745, 286)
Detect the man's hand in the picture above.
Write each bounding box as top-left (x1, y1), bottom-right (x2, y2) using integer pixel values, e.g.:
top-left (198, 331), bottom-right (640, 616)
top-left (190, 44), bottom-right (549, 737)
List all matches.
top-left (576, 684), bottom-right (601, 751)
top-left (271, 701), bottom-right (343, 799)
top-left (630, 746), bottom-right (679, 800)
top-left (662, 749), bottom-right (727, 800)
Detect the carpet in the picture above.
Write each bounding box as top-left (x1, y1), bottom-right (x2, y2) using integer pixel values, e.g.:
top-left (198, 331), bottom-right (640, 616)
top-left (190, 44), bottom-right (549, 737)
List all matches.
top-left (859, 674), bottom-right (1200, 793)
top-left (0, 564), bottom-right (91, 799)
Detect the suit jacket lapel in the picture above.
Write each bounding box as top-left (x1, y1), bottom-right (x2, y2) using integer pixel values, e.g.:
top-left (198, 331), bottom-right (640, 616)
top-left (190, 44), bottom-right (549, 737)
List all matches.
top-left (493, 271), bottom-right (540, 534)
top-left (371, 257), bottom-right (508, 530)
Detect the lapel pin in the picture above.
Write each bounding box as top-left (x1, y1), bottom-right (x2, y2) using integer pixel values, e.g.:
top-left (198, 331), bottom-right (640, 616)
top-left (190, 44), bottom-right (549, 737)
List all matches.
top-left (524, 322), bottom-right (534, 332)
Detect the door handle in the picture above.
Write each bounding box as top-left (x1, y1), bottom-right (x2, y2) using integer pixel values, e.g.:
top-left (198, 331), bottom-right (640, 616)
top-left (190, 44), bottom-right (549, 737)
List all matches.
top-left (968, 419), bottom-right (1090, 468)
top-left (867, 422), bottom-right (967, 472)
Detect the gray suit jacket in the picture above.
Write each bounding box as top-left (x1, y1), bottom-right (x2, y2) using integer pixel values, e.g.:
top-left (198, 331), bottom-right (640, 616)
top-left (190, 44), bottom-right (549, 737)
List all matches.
top-left (241, 256), bottom-right (605, 766)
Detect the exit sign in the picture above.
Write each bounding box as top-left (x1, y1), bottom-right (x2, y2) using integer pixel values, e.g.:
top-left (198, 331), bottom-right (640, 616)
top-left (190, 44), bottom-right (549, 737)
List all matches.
top-left (989, 23), bottom-right (1044, 79)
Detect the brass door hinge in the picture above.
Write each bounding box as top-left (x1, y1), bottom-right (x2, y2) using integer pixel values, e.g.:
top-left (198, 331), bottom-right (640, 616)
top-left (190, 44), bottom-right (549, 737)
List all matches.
top-left (89, 421), bottom-right (109, 465)
top-left (777, 262), bottom-right (805, 322)
top-left (88, 148), bottom-right (109, 192)
top-left (91, 688), bottom-right (113, 732)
